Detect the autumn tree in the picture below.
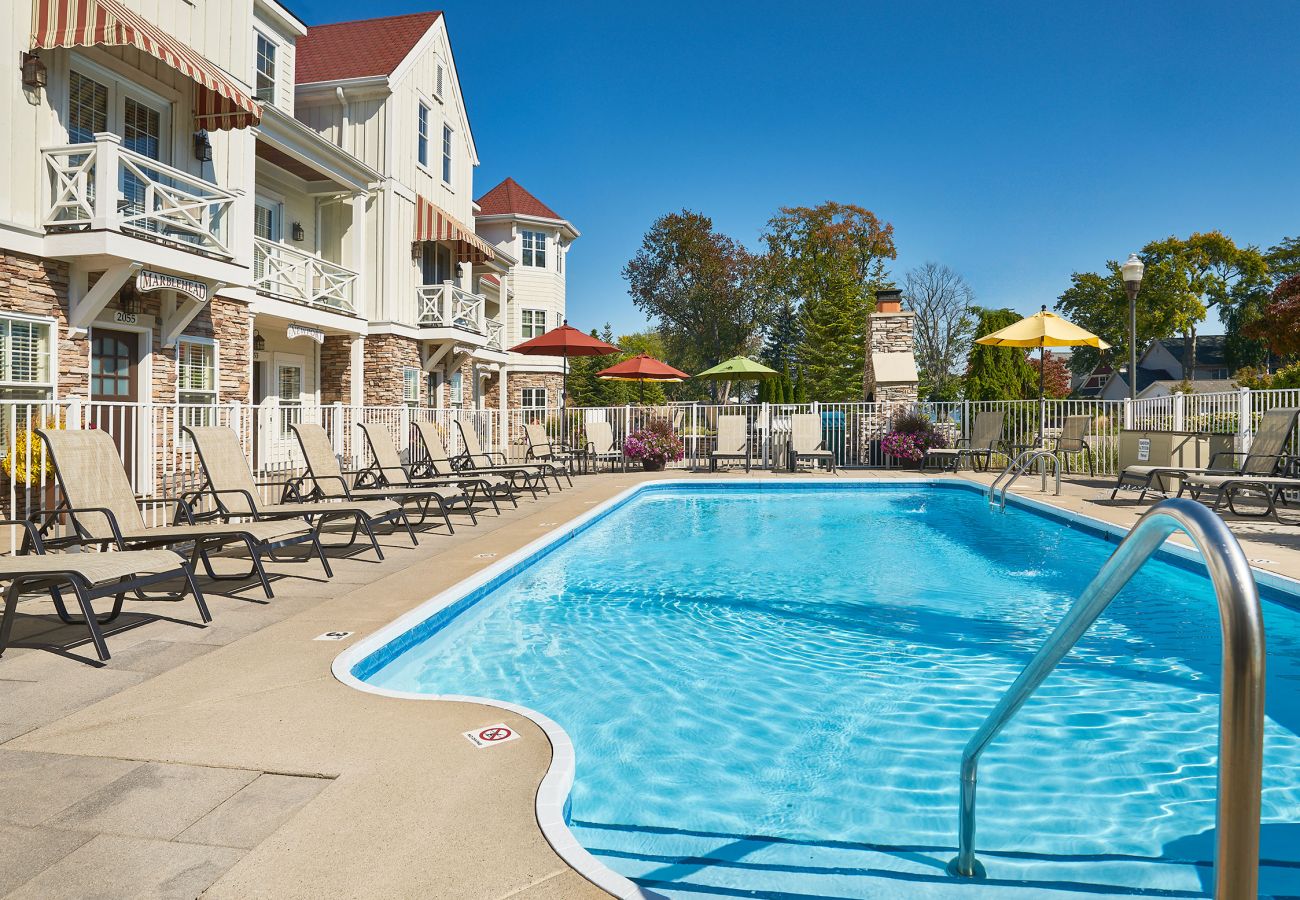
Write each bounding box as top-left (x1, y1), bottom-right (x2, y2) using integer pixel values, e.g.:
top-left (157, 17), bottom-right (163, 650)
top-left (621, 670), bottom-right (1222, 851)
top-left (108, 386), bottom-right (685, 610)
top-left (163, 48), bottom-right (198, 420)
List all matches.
top-left (623, 211), bottom-right (770, 399)
top-left (1245, 275), bottom-right (1300, 358)
top-left (904, 262), bottom-right (975, 401)
top-left (762, 202), bottom-right (896, 401)
top-left (1029, 354), bottom-right (1072, 398)
top-left (963, 308), bottom-right (1037, 400)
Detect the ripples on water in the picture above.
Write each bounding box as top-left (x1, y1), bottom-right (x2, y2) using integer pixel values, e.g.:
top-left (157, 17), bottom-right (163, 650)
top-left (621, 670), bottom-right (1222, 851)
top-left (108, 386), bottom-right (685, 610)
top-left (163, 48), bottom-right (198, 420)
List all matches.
top-left (367, 485), bottom-right (1300, 895)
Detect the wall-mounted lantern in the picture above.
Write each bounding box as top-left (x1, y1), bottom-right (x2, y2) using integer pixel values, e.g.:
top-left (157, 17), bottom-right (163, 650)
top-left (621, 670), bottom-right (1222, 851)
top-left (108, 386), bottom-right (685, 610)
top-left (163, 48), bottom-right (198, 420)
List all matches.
top-left (291, 222), bottom-right (305, 242)
top-left (21, 51), bottom-right (47, 90)
top-left (193, 129), bottom-right (212, 162)
top-left (118, 282), bottom-right (140, 317)
top-left (253, 331), bottom-right (266, 352)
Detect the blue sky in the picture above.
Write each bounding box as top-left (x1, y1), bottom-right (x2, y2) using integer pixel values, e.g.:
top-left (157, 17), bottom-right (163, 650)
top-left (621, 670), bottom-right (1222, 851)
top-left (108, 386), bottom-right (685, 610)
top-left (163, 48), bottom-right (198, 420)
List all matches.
top-left (306, 0), bottom-right (1300, 337)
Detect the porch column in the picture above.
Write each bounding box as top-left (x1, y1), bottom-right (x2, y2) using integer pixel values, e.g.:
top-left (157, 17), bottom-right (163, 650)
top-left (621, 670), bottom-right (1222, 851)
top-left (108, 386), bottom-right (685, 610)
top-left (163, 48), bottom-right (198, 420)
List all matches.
top-left (498, 367), bottom-right (509, 454)
top-left (349, 334), bottom-right (365, 409)
top-left (350, 192), bottom-right (367, 313)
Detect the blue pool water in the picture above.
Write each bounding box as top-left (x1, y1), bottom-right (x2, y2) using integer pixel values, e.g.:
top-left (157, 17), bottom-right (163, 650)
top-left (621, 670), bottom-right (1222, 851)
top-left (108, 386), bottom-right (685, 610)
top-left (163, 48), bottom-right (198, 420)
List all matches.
top-left (355, 483), bottom-right (1300, 898)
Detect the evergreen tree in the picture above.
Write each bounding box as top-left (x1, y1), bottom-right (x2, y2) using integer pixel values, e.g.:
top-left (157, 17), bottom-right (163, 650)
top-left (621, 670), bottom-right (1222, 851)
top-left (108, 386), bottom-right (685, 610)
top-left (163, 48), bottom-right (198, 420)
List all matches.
top-left (963, 308), bottom-right (1037, 400)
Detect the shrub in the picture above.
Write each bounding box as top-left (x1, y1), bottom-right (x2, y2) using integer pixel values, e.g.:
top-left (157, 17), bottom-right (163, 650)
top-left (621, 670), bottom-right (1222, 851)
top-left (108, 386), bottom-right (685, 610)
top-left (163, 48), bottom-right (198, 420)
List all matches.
top-left (623, 418), bottom-right (685, 465)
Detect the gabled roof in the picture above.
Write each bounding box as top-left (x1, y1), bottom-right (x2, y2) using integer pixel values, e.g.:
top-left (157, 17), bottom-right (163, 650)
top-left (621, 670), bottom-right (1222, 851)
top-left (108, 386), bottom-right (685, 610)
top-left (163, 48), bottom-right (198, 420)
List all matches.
top-left (475, 178), bottom-right (562, 220)
top-left (296, 11), bottom-right (441, 84)
top-left (1154, 335), bottom-right (1228, 368)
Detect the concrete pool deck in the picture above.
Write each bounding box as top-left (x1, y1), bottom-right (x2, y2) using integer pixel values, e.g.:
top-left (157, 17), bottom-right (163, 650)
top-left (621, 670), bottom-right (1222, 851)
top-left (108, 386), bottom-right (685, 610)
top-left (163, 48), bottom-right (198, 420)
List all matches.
top-left (2, 468), bottom-right (1298, 898)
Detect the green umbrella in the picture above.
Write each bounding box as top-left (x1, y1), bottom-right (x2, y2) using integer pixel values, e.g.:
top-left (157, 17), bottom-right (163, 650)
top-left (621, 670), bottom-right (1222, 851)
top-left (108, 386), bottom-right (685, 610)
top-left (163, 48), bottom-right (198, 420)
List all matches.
top-left (694, 356), bottom-right (778, 403)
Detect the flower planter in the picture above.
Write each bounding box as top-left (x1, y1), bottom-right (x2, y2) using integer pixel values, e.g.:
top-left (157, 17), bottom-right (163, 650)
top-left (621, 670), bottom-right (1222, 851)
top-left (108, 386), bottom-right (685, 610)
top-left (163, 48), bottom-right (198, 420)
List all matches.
top-left (642, 459), bottom-right (666, 472)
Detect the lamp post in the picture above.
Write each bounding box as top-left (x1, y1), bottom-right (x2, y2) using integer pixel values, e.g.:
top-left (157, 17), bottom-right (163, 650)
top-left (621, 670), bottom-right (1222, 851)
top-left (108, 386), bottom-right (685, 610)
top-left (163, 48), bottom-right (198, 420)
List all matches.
top-left (1121, 253), bottom-right (1145, 401)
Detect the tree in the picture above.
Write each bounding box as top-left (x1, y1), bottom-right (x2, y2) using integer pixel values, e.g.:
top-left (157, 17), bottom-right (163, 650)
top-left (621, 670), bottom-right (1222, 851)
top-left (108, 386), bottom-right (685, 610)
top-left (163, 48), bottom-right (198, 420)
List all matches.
top-left (963, 308), bottom-right (1037, 400)
top-left (1245, 275), bottom-right (1300, 358)
top-left (1266, 236), bottom-right (1300, 285)
top-left (903, 262), bottom-right (975, 401)
top-left (762, 202), bottom-right (897, 401)
top-left (623, 211), bottom-right (769, 400)
top-left (1142, 232), bottom-right (1269, 378)
top-left (1029, 354), bottom-right (1072, 398)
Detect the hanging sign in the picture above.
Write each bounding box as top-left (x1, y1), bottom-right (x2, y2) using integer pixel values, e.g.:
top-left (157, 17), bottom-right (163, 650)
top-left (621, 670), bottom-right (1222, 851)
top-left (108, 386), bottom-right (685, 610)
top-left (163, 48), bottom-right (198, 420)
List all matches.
top-left (136, 270), bottom-right (208, 304)
top-left (287, 323), bottom-right (326, 344)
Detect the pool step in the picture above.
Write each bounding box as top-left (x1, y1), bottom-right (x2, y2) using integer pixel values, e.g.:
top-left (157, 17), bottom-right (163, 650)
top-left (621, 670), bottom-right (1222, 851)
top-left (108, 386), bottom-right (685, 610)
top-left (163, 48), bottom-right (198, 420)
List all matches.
top-left (572, 820), bottom-right (1299, 898)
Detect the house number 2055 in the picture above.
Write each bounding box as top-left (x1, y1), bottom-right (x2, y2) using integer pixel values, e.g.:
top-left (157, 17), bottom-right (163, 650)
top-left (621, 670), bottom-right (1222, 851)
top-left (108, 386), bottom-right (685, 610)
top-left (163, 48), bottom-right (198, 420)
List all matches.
top-left (113, 311), bottom-right (138, 324)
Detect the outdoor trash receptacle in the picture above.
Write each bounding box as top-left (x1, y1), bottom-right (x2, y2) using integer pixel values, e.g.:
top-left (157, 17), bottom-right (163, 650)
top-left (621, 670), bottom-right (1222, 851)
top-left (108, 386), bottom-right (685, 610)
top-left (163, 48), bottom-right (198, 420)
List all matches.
top-left (821, 410), bottom-right (846, 465)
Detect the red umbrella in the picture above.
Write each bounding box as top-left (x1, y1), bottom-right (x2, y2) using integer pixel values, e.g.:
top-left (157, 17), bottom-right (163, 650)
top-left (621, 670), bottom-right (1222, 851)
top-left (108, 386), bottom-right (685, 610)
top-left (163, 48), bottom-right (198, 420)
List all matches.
top-left (508, 324), bottom-right (620, 435)
top-left (596, 353), bottom-right (689, 403)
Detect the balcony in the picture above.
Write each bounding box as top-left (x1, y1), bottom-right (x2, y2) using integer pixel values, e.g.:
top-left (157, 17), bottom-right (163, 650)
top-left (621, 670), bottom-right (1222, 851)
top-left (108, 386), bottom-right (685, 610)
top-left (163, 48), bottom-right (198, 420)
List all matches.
top-left (42, 133), bottom-right (237, 259)
top-left (254, 238), bottom-right (358, 314)
top-left (417, 283), bottom-right (505, 350)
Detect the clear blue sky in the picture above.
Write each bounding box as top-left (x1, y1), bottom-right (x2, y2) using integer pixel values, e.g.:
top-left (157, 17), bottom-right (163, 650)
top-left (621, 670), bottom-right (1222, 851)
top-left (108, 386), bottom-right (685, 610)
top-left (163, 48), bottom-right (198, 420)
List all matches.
top-left (304, 0), bottom-right (1300, 337)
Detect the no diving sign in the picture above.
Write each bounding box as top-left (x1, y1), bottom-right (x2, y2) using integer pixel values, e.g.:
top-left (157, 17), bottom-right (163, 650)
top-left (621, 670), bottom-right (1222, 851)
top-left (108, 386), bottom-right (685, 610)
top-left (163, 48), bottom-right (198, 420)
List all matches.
top-left (463, 723), bottom-right (520, 749)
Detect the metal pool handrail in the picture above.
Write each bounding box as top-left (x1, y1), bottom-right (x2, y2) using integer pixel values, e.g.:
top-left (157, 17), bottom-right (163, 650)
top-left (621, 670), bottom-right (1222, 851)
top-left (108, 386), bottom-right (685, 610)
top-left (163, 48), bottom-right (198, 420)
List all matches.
top-left (988, 448), bottom-right (1061, 510)
top-left (949, 498), bottom-right (1266, 899)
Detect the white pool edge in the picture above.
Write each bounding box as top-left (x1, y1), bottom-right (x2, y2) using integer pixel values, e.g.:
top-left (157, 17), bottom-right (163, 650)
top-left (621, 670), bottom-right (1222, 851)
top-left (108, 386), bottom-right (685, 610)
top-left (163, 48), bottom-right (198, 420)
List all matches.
top-left (331, 476), bottom-right (1300, 899)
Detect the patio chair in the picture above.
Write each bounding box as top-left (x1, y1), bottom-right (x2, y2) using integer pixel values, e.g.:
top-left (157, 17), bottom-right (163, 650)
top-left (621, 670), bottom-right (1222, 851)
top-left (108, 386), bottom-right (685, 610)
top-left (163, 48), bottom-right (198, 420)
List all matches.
top-left (0, 519), bottom-right (208, 662)
top-left (289, 423), bottom-right (473, 532)
top-left (1111, 407), bottom-right (1299, 501)
top-left (410, 421), bottom-right (538, 501)
top-left (34, 428), bottom-right (326, 601)
top-left (923, 410), bottom-right (1005, 472)
top-left (1051, 415), bottom-right (1096, 477)
top-left (710, 415), bottom-right (751, 473)
top-left (456, 419), bottom-right (570, 490)
top-left (787, 414), bottom-right (836, 474)
top-left (184, 426), bottom-right (416, 561)
top-left (583, 420), bottom-right (626, 472)
top-left (355, 421), bottom-right (517, 513)
top-left (1178, 472), bottom-right (1300, 523)
top-left (524, 422), bottom-right (587, 475)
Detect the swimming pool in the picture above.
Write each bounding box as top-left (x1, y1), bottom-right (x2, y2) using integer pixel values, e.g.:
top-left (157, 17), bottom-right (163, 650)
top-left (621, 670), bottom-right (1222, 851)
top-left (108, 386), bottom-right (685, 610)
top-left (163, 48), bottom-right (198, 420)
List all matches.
top-left (337, 481), bottom-right (1300, 899)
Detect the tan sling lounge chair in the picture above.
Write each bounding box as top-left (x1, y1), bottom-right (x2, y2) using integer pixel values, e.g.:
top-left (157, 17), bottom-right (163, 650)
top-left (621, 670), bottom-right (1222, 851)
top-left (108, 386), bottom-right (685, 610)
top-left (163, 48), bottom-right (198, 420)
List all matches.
top-left (786, 413), bottom-right (836, 473)
top-left (924, 410), bottom-right (1005, 472)
top-left (583, 420), bottom-right (626, 472)
top-left (524, 422), bottom-right (585, 473)
top-left (290, 423), bottom-right (474, 531)
top-left (410, 421), bottom-right (536, 502)
top-left (355, 421), bottom-right (517, 513)
top-left (710, 415), bottom-right (751, 472)
top-left (0, 519), bottom-right (207, 661)
top-left (456, 419), bottom-right (569, 490)
top-left (1112, 407), bottom-right (1299, 501)
top-left (35, 428), bottom-right (323, 600)
top-left (184, 426), bottom-right (416, 560)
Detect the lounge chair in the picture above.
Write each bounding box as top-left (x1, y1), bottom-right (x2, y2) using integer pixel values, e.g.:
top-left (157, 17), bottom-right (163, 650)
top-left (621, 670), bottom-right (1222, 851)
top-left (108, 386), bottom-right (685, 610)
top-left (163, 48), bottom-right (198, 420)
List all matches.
top-left (1178, 472), bottom-right (1300, 523)
top-left (786, 413), bottom-right (836, 474)
top-left (0, 519), bottom-right (208, 661)
top-left (1111, 407), bottom-right (1299, 501)
top-left (355, 421), bottom-right (517, 513)
top-left (184, 426), bottom-right (416, 561)
top-left (710, 415), bottom-right (751, 472)
top-left (455, 419), bottom-right (570, 490)
top-left (582, 420), bottom-right (626, 472)
top-left (924, 411), bottom-right (1005, 472)
top-left (410, 421), bottom-right (537, 502)
top-left (289, 423), bottom-right (473, 532)
top-left (524, 422), bottom-right (586, 474)
top-left (34, 428), bottom-right (324, 600)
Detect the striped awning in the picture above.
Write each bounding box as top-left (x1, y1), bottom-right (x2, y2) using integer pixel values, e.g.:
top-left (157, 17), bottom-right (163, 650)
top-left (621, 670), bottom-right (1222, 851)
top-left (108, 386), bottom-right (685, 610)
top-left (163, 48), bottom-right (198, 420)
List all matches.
top-left (31, 0), bottom-right (260, 130)
top-left (414, 194), bottom-right (495, 264)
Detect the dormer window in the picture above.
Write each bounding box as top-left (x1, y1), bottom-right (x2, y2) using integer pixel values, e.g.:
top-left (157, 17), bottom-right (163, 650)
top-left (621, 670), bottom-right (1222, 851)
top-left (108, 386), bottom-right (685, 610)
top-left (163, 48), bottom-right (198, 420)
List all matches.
top-left (521, 230), bottom-right (547, 268)
top-left (255, 33), bottom-right (276, 103)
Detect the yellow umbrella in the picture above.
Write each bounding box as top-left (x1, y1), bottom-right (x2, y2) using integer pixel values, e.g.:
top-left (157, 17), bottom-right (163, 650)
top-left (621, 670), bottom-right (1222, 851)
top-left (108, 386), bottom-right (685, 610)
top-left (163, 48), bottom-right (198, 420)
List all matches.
top-left (975, 305), bottom-right (1111, 445)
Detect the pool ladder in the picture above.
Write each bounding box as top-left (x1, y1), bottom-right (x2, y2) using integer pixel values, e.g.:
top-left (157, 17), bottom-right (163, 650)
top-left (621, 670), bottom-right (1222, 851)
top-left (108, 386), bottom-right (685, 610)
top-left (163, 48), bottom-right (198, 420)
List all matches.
top-left (988, 448), bottom-right (1061, 511)
top-left (948, 498), bottom-right (1266, 899)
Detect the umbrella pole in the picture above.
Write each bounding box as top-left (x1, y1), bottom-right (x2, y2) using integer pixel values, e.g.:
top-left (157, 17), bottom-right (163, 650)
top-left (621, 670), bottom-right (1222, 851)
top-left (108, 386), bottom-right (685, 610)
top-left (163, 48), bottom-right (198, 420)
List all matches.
top-left (562, 356), bottom-right (569, 448)
top-left (1038, 339), bottom-right (1046, 448)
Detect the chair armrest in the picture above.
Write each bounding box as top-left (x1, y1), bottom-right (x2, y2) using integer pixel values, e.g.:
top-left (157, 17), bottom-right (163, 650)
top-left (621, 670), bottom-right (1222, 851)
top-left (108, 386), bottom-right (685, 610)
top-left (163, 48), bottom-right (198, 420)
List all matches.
top-left (29, 506), bottom-right (128, 548)
top-left (0, 519), bottom-right (47, 553)
top-left (196, 487), bottom-right (266, 519)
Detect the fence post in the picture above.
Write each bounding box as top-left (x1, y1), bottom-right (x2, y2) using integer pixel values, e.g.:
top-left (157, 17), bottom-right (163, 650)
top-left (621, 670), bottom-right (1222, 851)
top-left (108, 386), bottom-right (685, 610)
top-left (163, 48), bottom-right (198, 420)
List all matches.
top-left (1238, 387), bottom-right (1253, 454)
top-left (331, 401), bottom-right (345, 459)
top-left (66, 397), bottom-right (83, 430)
top-left (1123, 397), bottom-right (1133, 431)
top-left (761, 401), bottom-right (770, 469)
top-left (1172, 391), bottom-right (1185, 432)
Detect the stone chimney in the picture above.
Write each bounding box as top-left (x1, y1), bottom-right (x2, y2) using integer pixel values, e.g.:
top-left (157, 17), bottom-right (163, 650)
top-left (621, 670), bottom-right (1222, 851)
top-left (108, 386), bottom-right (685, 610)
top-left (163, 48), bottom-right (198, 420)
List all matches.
top-left (863, 288), bottom-right (919, 404)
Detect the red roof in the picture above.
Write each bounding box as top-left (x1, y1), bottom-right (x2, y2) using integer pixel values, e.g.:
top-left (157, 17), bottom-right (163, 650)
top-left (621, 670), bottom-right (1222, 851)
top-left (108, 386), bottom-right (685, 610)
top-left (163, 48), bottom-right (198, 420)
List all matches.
top-left (475, 178), bottom-right (562, 220)
top-left (296, 12), bottom-right (441, 84)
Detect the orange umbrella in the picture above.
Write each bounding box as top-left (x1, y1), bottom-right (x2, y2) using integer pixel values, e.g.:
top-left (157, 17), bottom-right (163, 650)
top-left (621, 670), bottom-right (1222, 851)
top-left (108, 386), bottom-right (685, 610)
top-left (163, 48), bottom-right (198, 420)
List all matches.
top-left (596, 354), bottom-right (689, 403)
top-left (509, 323), bottom-right (620, 437)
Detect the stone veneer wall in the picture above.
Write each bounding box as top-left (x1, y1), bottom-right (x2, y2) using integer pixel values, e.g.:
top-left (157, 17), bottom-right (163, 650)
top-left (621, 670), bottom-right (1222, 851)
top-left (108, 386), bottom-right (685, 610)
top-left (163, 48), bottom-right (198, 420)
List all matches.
top-left (1, 249), bottom-right (249, 403)
top-left (863, 310), bottom-right (919, 406)
top-left (507, 371), bottom-right (564, 409)
top-left (362, 335), bottom-right (421, 407)
top-left (319, 334), bottom-right (354, 405)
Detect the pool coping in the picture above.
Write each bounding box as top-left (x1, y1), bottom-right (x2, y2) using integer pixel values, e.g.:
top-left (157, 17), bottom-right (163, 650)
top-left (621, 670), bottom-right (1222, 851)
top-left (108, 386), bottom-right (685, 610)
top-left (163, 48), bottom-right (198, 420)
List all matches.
top-left (331, 476), bottom-right (1300, 898)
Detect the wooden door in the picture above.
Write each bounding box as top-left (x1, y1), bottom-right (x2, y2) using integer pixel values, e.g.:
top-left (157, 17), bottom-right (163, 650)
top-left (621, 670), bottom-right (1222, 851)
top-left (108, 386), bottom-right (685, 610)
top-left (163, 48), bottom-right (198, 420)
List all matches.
top-left (89, 328), bottom-right (140, 481)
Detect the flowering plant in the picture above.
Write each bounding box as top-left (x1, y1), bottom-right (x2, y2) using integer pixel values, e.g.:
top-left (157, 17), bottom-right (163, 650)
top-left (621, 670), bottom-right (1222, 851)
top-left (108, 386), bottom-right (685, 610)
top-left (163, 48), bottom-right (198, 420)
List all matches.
top-left (623, 419), bottom-right (685, 465)
top-left (881, 411), bottom-right (947, 462)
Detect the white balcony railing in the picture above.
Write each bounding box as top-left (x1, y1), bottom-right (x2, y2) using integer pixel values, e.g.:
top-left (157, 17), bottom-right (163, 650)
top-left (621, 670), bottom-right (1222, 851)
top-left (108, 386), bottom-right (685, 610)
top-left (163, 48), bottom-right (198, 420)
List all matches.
top-left (484, 317), bottom-right (504, 351)
top-left (253, 238), bottom-right (357, 314)
top-left (42, 132), bottom-right (238, 258)
top-left (417, 282), bottom-right (485, 333)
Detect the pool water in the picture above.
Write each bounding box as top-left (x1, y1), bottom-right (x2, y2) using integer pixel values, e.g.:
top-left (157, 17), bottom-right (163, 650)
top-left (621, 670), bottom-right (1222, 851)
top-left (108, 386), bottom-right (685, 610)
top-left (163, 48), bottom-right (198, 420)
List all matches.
top-left (358, 483), bottom-right (1300, 898)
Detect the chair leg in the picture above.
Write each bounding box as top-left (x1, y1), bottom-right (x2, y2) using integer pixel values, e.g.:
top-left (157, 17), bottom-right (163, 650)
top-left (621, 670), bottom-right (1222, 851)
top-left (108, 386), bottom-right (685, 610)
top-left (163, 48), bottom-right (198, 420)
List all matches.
top-left (0, 580), bottom-right (22, 656)
top-left (184, 565), bottom-right (212, 624)
top-left (243, 537), bottom-right (274, 600)
top-left (357, 515), bottom-right (385, 561)
top-left (398, 510), bottom-right (419, 546)
top-left (69, 580), bottom-right (110, 661)
top-left (309, 529), bottom-right (334, 578)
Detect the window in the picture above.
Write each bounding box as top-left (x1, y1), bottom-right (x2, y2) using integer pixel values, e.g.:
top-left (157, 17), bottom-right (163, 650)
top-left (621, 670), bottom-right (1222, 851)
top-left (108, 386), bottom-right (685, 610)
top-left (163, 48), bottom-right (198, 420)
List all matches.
top-left (441, 124), bottom-right (453, 183)
top-left (403, 367), bottom-right (422, 408)
top-left (417, 102), bottom-right (430, 167)
top-left (255, 33), bottom-right (276, 103)
top-left (521, 231), bottom-right (547, 268)
top-left (521, 387), bottom-right (547, 410)
top-left (68, 71), bottom-right (108, 143)
top-left (0, 315), bottom-right (54, 400)
top-left (449, 370), bottom-right (463, 406)
top-left (557, 245), bottom-right (563, 275)
top-left (277, 363), bottom-right (303, 437)
top-left (521, 308), bottom-right (547, 339)
top-left (177, 339), bottom-right (217, 428)
top-left (420, 242), bottom-right (456, 286)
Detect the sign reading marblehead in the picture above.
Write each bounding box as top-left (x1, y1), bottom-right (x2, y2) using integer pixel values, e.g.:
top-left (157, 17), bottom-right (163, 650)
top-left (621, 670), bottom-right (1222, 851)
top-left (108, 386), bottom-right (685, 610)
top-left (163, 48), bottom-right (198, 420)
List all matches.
top-left (136, 270), bottom-right (209, 304)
